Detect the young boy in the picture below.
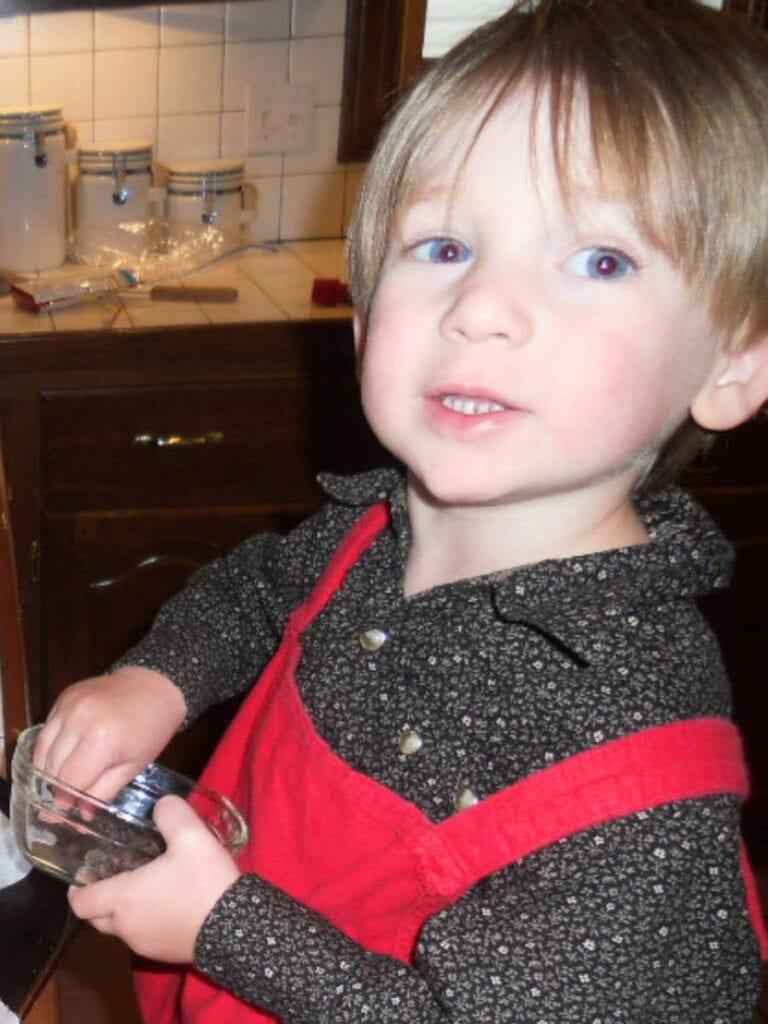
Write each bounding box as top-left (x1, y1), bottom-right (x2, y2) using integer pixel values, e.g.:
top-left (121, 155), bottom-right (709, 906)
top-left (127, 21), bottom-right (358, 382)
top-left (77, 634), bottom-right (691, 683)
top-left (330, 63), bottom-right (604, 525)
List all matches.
top-left (34, 1), bottom-right (768, 1021)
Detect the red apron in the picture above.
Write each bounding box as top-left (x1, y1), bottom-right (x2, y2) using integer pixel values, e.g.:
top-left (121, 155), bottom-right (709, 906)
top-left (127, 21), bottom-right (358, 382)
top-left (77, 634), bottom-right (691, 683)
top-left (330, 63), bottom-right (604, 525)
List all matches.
top-left (134, 502), bottom-right (768, 1024)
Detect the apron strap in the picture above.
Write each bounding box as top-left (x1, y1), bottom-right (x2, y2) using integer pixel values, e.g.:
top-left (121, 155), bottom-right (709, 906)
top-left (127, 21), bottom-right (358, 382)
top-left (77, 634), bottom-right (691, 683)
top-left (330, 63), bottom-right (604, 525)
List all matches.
top-left (410, 716), bottom-right (767, 959)
top-left (424, 715), bottom-right (768, 958)
top-left (416, 717), bottom-right (748, 888)
top-left (193, 502), bottom-right (390, 796)
top-left (288, 502), bottom-right (389, 635)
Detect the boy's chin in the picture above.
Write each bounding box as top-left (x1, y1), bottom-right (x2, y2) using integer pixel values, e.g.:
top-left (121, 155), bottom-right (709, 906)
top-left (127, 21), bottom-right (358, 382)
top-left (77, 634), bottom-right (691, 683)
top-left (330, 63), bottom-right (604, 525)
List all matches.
top-left (407, 467), bottom-right (518, 510)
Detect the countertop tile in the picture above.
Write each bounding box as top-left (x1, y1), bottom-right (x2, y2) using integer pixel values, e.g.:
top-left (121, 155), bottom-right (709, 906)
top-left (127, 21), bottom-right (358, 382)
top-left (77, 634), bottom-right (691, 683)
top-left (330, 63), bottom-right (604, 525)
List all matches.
top-left (50, 301), bottom-right (131, 332)
top-left (0, 304), bottom-right (54, 335)
top-left (122, 295), bottom-right (211, 328)
top-left (286, 239), bottom-right (348, 279)
top-left (0, 241), bottom-right (350, 336)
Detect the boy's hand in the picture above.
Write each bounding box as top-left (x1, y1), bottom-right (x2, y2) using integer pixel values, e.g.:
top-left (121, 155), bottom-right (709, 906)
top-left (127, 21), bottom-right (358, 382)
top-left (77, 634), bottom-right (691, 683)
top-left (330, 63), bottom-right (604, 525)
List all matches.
top-left (34, 666), bottom-right (187, 804)
top-left (68, 795), bottom-right (241, 963)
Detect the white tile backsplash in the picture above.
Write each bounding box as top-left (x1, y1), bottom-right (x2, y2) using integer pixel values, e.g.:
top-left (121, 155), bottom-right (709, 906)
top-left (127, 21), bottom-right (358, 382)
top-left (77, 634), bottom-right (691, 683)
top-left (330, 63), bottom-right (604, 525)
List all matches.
top-left (73, 120), bottom-right (95, 145)
top-left (95, 47), bottom-right (159, 120)
top-left (0, 55), bottom-right (29, 105)
top-left (94, 116), bottom-right (158, 145)
top-left (0, 1), bottom-right (358, 243)
top-left (221, 110), bottom-right (283, 175)
top-left (226, 0), bottom-right (291, 42)
top-left (283, 102), bottom-right (340, 174)
top-left (31, 52), bottom-right (94, 122)
top-left (160, 3), bottom-right (226, 46)
top-left (95, 7), bottom-right (161, 51)
top-left (0, 14), bottom-right (28, 58)
top-left (248, 175), bottom-right (283, 242)
top-left (30, 10), bottom-right (94, 54)
top-left (223, 39), bottom-right (290, 110)
top-left (292, 0), bottom-right (347, 38)
top-left (289, 35), bottom-right (344, 104)
top-left (280, 171), bottom-right (345, 239)
top-left (158, 111), bottom-right (221, 162)
top-left (160, 43), bottom-right (223, 114)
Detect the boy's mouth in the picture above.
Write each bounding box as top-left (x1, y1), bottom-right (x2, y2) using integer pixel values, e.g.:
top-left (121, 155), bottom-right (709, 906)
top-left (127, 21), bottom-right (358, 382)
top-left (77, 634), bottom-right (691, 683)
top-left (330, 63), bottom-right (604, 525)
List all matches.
top-left (440, 394), bottom-right (508, 415)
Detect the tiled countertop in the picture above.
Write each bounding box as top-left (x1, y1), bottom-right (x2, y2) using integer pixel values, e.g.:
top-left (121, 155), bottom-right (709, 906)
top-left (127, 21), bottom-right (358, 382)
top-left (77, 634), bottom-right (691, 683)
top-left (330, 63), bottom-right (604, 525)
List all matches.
top-left (0, 240), bottom-right (352, 336)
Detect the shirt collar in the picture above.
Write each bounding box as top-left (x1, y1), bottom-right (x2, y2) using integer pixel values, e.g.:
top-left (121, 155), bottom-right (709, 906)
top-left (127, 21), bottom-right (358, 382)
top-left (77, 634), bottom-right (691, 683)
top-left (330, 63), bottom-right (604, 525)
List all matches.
top-left (318, 466), bottom-right (412, 543)
top-left (319, 469), bottom-right (734, 666)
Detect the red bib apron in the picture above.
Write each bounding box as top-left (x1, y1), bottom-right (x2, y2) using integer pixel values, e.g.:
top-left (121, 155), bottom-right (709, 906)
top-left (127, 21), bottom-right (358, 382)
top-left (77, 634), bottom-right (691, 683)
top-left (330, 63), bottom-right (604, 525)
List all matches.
top-left (134, 503), bottom-right (768, 1024)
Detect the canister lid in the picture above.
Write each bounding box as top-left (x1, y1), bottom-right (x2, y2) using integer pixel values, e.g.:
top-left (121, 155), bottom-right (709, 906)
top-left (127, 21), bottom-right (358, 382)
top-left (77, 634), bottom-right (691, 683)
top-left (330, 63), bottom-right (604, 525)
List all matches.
top-left (0, 104), bottom-right (64, 138)
top-left (166, 158), bottom-right (245, 194)
top-left (78, 139), bottom-right (153, 173)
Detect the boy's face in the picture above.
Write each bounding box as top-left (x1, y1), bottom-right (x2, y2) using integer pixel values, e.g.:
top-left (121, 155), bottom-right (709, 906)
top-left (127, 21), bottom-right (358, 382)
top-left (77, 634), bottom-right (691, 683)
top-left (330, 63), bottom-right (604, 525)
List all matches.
top-left (355, 88), bottom-right (727, 513)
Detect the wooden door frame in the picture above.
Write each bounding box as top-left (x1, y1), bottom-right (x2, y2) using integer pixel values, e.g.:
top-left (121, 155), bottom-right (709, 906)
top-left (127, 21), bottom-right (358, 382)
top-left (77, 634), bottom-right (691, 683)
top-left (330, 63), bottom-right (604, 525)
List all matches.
top-left (339, 0), bottom-right (768, 164)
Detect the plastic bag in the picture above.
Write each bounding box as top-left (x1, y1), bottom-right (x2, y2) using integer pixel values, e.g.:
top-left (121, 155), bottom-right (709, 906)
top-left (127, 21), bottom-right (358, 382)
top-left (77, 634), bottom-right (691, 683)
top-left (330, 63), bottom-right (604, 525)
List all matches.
top-left (67, 218), bottom-right (270, 282)
top-left (11, 219), bottom-right (272, 312)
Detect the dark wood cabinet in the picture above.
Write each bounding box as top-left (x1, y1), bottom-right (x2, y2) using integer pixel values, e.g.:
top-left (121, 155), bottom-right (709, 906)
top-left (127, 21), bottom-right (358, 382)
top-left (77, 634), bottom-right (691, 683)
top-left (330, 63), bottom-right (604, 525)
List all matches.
top-left (683, 415), bottom-right (768, 863)
top-left (0, 319), bottom-right (388, 774)
top-left (0, 321), bottom-right (765, 860)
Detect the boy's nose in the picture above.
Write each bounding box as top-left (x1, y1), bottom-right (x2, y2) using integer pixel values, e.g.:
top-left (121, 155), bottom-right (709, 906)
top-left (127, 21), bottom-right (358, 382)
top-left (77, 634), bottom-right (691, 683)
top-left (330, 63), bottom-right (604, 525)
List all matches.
top-left (439, 270), bottom-right (534, 347)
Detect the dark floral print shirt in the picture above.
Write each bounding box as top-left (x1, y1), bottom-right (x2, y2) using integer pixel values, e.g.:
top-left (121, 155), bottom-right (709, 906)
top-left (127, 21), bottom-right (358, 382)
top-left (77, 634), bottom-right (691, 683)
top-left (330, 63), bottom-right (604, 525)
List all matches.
top-left (116, 468), bottom-right (762, 1023)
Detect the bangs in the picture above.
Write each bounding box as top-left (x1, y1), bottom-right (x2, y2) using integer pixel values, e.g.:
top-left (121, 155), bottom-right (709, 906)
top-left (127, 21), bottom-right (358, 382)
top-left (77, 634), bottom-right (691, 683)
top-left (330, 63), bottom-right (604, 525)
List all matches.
top-left (349, 0), bottom-right (768, 335)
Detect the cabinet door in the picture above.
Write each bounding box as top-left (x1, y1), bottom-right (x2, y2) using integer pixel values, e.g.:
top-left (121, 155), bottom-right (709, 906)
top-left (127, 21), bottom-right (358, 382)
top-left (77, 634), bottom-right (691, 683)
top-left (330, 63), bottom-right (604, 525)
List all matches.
top-left (40, 503), bottom-right (311, 776)
top-left (694, 488), bottom-right (768, 860)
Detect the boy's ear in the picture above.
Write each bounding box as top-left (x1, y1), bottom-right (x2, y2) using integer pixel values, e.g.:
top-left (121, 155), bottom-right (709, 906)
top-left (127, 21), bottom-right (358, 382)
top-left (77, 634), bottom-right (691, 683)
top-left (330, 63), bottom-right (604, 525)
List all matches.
top-left (691, 334), bottom-right (768, 431)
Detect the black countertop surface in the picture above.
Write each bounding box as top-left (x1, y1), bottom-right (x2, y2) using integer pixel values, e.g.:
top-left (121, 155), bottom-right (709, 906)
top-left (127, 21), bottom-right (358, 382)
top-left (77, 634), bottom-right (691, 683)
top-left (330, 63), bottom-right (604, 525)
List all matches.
top-left (0, 775), bottom-right (72, 1016)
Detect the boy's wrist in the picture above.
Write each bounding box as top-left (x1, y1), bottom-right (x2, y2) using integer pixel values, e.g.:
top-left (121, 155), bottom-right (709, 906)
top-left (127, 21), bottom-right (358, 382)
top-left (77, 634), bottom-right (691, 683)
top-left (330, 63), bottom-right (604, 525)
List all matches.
top-left (108, 664), bottom-right (188, 736)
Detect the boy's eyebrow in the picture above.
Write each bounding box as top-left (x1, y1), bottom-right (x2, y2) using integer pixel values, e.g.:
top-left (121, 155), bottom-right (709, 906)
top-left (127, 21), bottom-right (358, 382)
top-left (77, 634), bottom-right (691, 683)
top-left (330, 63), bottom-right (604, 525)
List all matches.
top-left (562, 195), bottom-right (638, 227)
top-left (564, 194), bottom-right (661, 243)
top-left (404, 183), bottom-right (453, 209)
top-left (393, 189), bottom-right (456, 236)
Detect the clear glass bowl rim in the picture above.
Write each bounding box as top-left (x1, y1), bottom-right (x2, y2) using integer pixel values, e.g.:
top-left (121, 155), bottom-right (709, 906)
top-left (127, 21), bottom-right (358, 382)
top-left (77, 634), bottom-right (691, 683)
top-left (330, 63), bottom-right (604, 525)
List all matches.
top-left (12, 723), bottom-right (248, 849)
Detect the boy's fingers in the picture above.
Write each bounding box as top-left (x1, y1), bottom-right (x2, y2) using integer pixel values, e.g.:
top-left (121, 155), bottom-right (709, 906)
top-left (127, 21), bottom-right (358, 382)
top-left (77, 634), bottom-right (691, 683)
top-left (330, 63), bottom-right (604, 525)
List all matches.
top-left (152, 793), bottom-right (204, 844)
top-left (68, 877), bottom-right (119, 921)
top-left (80, 764), bottom-right (142, 806)
top-left (41, 735), bottom-right (101, 793)
top-left (30, 720), bottom-right (59, 769)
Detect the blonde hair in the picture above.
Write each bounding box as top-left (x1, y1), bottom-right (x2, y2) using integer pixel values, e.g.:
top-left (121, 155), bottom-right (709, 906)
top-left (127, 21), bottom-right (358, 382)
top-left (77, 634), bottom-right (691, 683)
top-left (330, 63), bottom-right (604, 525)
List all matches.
top-left (347, 0), bottom-right (768, 482)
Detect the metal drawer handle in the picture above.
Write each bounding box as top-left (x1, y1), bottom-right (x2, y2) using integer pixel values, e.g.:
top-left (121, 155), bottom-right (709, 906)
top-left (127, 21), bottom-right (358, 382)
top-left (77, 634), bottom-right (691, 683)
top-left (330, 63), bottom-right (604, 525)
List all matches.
top-left (133, 430), bottom-right (224, 449)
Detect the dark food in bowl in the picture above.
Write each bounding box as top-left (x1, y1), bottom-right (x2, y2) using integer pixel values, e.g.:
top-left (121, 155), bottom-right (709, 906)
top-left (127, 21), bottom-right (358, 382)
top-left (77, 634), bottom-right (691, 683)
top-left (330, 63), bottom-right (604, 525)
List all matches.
top-left (11, 725), bottom-right (248, 885)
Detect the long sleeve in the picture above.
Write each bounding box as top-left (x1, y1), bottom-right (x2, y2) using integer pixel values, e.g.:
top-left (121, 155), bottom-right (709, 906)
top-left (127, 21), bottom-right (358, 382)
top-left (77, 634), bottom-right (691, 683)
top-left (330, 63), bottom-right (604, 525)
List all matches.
top-left (194, 796), bottom-right (760, 1022)
top-left (111, 502), bottom-right (359, 723)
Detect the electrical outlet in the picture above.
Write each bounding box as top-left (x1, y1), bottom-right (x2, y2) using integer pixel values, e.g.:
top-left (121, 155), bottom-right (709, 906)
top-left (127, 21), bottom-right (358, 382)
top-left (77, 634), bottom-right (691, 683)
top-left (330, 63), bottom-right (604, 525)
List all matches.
top-left (245, 82), bottom-right (314, 154)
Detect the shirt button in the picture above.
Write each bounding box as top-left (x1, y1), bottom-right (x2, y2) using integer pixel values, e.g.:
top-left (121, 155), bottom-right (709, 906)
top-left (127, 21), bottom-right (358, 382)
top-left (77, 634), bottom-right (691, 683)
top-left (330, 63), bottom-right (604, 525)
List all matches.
top-left (359, 628), bottom-right (388, 652)
top-left (398, 728), bottom-right (423, 756)
top-left (454, 786), bottom-right (479, 811)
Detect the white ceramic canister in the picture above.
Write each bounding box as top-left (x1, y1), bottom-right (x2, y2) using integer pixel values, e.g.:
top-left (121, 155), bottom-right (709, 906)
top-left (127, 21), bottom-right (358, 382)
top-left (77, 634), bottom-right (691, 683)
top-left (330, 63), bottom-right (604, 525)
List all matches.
top-left (0, 105), bottom-right (67, 272)
top-left (165, 159), bottom-right (249, 236)
top-left (75, 140), bottom-right (154, 249)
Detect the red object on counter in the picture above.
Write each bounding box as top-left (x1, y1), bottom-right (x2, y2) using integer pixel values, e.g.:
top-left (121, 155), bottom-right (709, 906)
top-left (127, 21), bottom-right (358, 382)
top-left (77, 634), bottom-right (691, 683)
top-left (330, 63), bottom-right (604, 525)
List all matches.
top-left (311, 277), bottom-right (351, 306)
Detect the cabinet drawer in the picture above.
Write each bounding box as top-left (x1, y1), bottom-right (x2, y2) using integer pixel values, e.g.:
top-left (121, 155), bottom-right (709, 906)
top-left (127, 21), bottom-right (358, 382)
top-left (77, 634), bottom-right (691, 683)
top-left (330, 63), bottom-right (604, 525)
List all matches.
top-left (42, 381), bottom-right (354, 506)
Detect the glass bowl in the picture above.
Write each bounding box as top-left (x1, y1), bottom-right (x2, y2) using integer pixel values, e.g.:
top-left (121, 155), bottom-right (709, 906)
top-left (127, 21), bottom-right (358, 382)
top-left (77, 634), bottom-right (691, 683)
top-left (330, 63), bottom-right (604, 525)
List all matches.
top-left (10, 724), bottom-right (248, 886)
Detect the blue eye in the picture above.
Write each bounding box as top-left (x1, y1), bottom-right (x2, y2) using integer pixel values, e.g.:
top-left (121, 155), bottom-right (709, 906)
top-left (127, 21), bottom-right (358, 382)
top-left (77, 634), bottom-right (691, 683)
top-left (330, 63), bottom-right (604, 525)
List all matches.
top-left (568, 247), bottom-right (635, 280)
top-left (413, 238), bottom-right (471, 264)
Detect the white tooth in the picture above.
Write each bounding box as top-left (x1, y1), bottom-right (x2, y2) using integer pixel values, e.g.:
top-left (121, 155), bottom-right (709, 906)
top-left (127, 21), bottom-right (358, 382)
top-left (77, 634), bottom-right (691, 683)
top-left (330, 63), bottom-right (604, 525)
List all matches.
top-left (442, 395), bottom-right (504, 415)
